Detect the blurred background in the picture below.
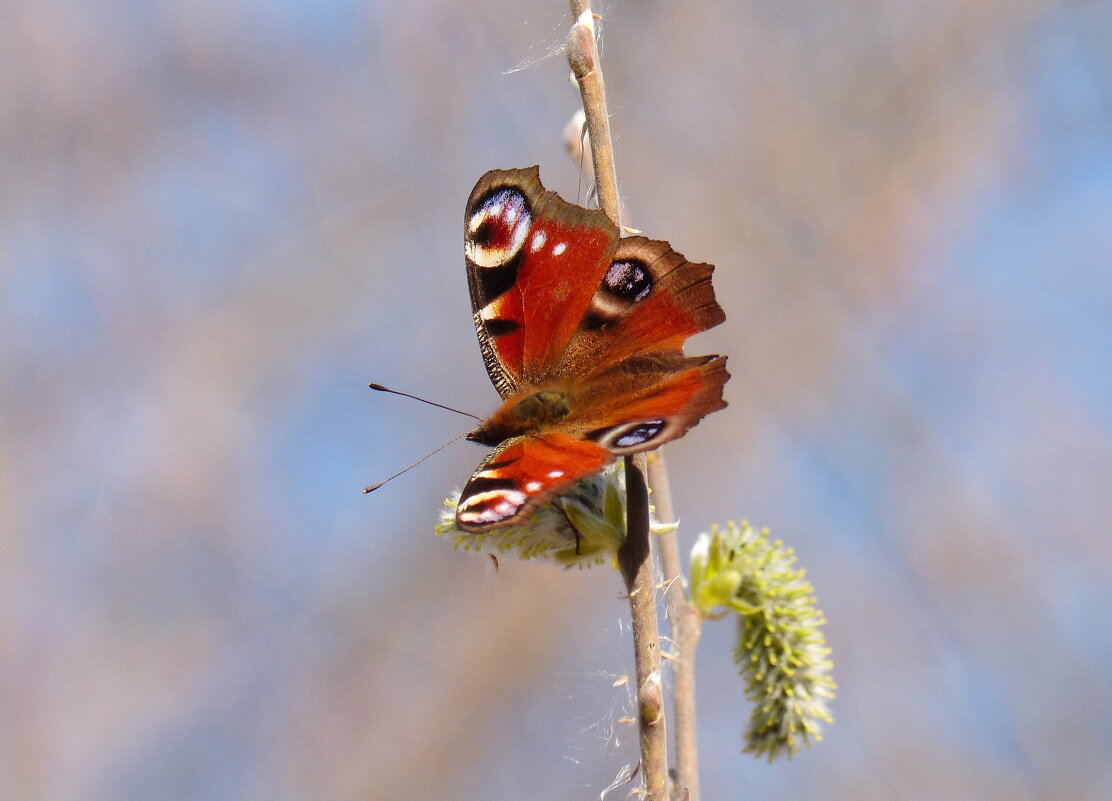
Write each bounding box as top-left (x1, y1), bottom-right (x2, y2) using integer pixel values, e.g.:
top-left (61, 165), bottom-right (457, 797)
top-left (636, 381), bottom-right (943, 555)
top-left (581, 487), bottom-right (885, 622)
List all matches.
top-left (3, 0), bottom-right (1111, 799)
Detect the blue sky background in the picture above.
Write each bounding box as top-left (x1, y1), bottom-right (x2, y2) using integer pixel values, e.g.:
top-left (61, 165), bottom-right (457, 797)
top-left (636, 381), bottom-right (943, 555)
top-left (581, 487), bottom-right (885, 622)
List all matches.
top-left (2, 1), bottom-right (1111, 799)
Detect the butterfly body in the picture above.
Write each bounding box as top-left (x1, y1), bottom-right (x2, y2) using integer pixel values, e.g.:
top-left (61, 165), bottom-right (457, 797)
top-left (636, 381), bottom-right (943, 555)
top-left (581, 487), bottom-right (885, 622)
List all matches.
top-left (466, 388), bottom-right (571, 446)
top-left (456, 167), bottom-right (729, 533)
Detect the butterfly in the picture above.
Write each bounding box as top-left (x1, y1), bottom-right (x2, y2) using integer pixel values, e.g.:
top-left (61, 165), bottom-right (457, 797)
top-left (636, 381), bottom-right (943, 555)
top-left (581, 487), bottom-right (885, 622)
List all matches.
top-left (456, 166), bottom-right (729, 533)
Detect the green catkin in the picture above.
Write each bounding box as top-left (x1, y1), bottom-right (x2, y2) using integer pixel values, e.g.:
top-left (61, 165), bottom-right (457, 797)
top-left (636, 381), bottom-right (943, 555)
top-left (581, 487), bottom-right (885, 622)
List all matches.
top-left (690, 521), bottom-right (835, 760)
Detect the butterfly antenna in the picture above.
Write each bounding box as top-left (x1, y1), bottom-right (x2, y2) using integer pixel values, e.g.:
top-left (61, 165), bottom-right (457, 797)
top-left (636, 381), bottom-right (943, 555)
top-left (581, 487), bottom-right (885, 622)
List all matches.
top-left (368, 383), bottom-right (482, 422)
top-left (363, 431), bottom-right (469, 494)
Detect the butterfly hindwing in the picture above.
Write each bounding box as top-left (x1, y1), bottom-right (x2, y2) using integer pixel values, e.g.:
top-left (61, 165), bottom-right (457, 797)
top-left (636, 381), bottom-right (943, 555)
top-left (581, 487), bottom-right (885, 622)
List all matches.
top-left (556, 236), bottom-right (726, 378)
top-left (573, 354), bottom-right (729, 453)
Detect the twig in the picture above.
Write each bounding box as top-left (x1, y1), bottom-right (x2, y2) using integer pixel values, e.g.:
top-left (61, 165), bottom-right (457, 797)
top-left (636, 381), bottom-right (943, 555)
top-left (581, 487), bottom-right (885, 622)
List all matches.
top-left (567, 2), bottom-right (620, 226)
top-left (567, 5), bottom-right (668, 800)
top-left (619, 455), bottom-right (667, 800)
top-left (650, 453), bottom-right (703, 801)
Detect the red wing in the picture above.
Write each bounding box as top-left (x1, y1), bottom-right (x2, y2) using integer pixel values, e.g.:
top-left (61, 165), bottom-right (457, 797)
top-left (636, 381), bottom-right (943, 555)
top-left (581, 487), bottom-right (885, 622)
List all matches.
top-left (455, 433), bottom-right (613, 533)
top-left (553, 236), bottom-right (726, 378)
top-left (562, 354), bottom-right (730, 455)
top-left (465, 167), bottom-right (619, 398)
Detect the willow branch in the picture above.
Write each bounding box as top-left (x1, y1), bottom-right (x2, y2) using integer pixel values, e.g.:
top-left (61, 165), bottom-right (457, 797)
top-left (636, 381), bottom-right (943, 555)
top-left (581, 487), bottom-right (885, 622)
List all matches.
top-left (619, 455), bottom-right (667, 800)
top-left (567, 5), bottom-right (667, 800)
top-left (651, 454), bottom-right (703, 801)
top-left (567, 3), bottom-right (702, 798)
top-left (567, 2), bottom-right (620, 227)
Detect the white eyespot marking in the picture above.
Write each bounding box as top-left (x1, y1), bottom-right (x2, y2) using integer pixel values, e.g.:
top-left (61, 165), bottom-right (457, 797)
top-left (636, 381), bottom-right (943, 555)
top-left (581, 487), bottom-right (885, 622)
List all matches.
top-left (594, 419), bottom-right (669, 454)
top-left (525, 480), bottom-right (543, 492)
top-left (547, 469), bottom-right (564, 479)
top-left (466, 188), bottom-right (532, 269)
top-left (552, 242), bottom-right (568, 257)
top-left (457, 489), bottom-right (528, 526)
top-left (530, 230), bottom-right (547, 252)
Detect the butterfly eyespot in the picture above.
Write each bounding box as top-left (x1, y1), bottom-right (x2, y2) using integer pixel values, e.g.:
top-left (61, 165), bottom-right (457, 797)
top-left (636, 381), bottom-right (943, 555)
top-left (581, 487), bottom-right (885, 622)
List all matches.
top-left (602, 259), bottom-right (653, 303)
top-left (457, 489), bottom-right (528, 527)
top-left (466, 188), bottom-right (532, 268)
top-left (592, 419), bottom-right (669, 453)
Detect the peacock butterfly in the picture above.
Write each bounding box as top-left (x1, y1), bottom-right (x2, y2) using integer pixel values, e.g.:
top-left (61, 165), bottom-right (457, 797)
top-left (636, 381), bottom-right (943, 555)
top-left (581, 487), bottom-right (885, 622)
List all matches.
top-left (456, 166), bottom-right (729, 533)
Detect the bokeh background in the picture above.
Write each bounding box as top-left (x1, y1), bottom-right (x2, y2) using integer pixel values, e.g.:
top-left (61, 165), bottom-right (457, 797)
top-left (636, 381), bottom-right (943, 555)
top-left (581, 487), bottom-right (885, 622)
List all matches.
top-left (3, 0), bottom-right (1111, 799)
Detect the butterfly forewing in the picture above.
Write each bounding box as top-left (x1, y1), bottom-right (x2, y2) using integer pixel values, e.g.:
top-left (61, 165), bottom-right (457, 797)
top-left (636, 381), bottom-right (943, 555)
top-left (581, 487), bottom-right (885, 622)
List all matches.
top-left (456, 433), bottom-right (611, 532)
top-left (465, 167), bottom-right (619, 397)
